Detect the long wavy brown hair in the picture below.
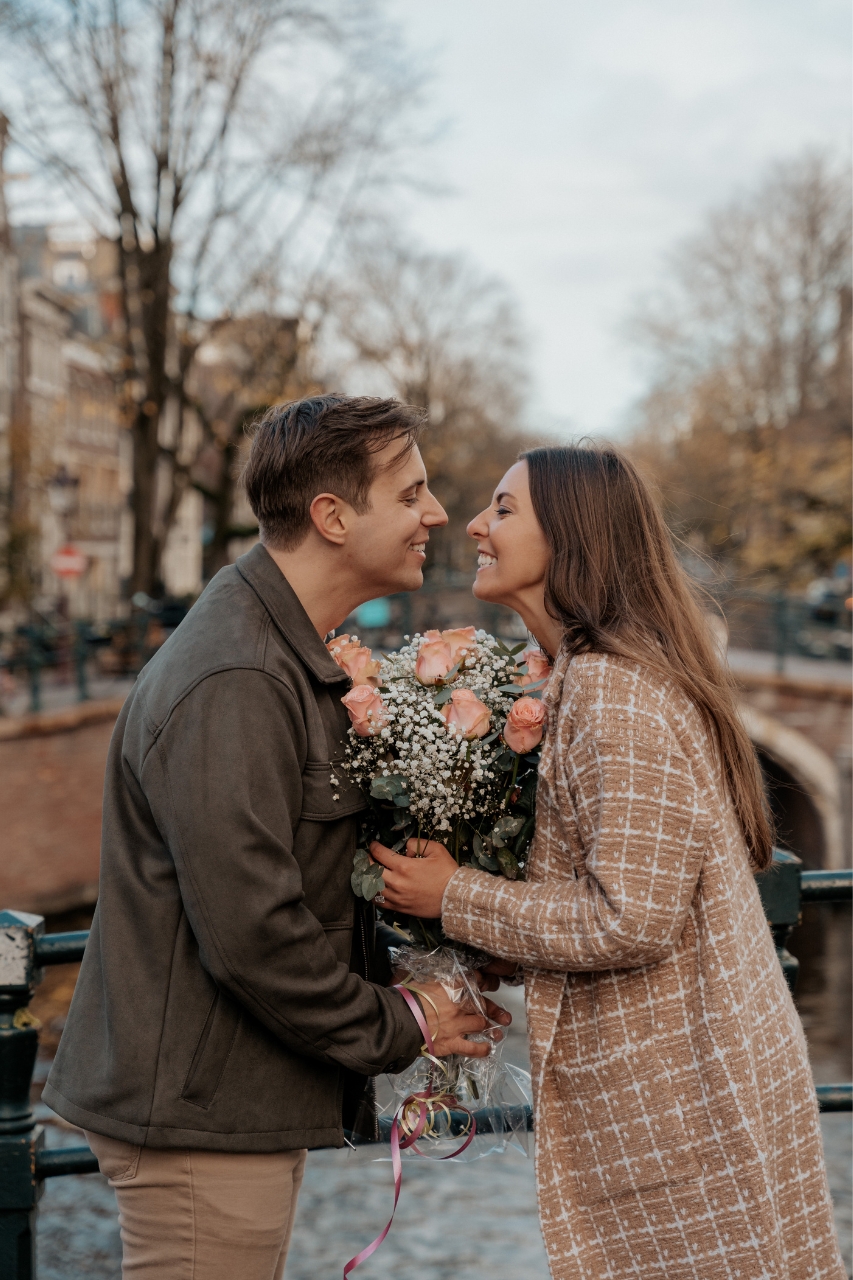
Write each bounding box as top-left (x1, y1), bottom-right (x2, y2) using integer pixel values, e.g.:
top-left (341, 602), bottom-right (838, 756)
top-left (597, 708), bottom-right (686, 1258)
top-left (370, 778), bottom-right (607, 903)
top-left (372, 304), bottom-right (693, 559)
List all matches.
top-left (522, 443), bottom-right (773, 871)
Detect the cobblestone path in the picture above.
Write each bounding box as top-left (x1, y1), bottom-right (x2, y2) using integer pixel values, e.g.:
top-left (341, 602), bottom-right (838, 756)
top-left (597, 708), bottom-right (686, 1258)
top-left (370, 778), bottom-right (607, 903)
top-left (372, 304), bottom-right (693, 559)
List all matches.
top-left (37, 978), bottom-right (852, 1279)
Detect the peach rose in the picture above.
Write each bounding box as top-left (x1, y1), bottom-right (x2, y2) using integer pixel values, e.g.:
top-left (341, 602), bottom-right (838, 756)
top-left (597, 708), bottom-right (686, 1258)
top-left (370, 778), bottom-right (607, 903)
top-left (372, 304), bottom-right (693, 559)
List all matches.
top-left (415, 638), bottom-right (454, 685)
top-left (341, 685), bottom-right (390, 737)
top-left (326, 635), bottom-right (381, 687)
top-left (503, 696), bottom-right (545, 753)
top-left (441, 688), bottom-right (492, 739)
top-left (517, 647), bottom-right (553, 689)
top-left (440, 626), bottom-right (477, 664)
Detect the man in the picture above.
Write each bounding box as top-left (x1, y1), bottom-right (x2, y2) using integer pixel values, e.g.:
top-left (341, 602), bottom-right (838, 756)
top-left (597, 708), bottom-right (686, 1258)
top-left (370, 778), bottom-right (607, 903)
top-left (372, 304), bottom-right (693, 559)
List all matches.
top-left (44, 396), bottom-right (506, 1279)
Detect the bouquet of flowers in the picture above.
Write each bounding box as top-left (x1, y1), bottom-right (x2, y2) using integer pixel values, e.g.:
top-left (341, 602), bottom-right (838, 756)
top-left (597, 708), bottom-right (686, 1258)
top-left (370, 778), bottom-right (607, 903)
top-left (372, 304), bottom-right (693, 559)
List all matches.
top-left (327, 626), bottom-right (553, 1157)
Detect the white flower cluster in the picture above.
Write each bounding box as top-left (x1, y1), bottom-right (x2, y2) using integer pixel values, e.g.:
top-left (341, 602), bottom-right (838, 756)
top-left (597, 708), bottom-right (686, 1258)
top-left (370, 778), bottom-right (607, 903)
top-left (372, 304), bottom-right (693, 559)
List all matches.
top-left (343, 631), bottom-right (517, 835)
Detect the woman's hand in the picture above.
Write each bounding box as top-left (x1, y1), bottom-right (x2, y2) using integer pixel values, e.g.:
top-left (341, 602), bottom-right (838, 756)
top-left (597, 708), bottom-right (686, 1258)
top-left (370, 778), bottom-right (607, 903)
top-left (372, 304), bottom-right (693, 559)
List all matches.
top-left (408, 977), bottom-right (512, 1059)
top-left (369, 837), bottom-right (459, 919)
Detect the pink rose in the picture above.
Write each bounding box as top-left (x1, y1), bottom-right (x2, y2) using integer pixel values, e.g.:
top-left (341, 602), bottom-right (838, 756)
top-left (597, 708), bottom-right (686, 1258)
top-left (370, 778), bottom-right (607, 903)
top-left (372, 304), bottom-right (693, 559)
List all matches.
top-left (441, 688), bottom-right (492, 739)
top-left (440, 626), bottom-right (477, 664)
top-left (503, 696), bottom-right (546, 753)
top-left (341, 685), bottom-right (390, 737)
top-left (415, 638), bottom-right (454, 685)
top-left (517, 647), bottom-right (553, 689)
top-left (338, 646), bottom-right (381, 687)
top-left (327, 635), bottom-right (381, 687)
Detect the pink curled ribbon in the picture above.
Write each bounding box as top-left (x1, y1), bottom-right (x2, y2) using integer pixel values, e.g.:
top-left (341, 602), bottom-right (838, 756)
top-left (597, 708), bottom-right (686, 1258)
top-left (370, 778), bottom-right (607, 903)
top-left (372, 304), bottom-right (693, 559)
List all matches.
top-left (342, 984), bottom-right (477, 1277)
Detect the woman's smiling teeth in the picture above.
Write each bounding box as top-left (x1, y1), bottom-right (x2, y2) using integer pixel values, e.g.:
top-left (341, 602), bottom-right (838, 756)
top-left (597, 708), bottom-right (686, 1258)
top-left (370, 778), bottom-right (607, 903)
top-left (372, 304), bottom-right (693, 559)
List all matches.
top-left (478, 552), bottom-right (497, 569)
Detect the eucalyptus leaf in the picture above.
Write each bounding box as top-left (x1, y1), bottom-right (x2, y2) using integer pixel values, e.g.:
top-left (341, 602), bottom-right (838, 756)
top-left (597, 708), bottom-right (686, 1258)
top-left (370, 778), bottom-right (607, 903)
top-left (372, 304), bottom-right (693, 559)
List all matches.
top-left (353, 848), bottom-right (371, 872)
top-left (477, 851), bottom-right (500, 871)
top-left (498, 683), bottom-right (525, 694)
top-left (489, 814), bottom-right (522, 844)
top-left (432, 687), bottom-right (454, 706)
top-left (362, 871), bottom-right (385, 901)
top-left (351, 871), bottom-right (365, 897)
top-left (472, 831), bottom-right (484, 857)
top-left (497, 848), bottom-right (520, 880)
top-left (370, 774), bottom-right (408, 802)
top-left (514, 815), bottom-right (536, 857)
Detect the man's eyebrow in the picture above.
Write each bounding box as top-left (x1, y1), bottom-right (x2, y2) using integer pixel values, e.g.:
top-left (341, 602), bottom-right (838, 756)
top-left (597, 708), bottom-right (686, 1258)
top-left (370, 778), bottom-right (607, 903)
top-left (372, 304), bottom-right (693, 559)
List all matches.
top-left (399, 478), bottom-right (425, 494)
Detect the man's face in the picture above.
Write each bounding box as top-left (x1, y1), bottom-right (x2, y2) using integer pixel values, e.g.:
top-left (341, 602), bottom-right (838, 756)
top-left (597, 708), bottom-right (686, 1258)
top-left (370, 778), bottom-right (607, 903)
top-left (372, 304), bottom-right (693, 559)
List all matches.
top-left (345, 442), bottom-right (447, 596)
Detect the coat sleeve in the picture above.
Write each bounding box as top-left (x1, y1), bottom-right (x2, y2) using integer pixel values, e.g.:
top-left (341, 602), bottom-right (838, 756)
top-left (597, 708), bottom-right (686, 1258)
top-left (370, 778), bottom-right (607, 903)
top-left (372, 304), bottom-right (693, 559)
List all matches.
top-left (441, 709), bottom-right (711, 972)
top-left (139, 668), bottom-right (422, 1076)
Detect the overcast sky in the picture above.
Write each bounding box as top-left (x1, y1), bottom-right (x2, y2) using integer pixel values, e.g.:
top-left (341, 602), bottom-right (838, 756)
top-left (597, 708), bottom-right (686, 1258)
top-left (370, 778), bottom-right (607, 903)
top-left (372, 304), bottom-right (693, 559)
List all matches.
top-left (390, 0), bottom-right (852, 437)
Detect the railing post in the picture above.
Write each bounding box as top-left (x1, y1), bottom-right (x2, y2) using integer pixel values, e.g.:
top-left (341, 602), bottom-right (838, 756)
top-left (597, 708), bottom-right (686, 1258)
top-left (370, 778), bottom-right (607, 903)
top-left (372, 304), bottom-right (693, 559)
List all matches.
top-left (755, 848), bottom-right (802, 992)
top-left (0, 910), bottom-right (46, 1280)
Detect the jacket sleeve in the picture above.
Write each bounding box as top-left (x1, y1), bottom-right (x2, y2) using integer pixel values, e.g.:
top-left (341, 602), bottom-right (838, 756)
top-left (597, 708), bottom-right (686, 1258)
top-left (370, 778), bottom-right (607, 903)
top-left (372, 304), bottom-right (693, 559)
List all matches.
top-left (139, 668), bottom-right (422, 1076)
top-left (441, 712), bottom-right (711, 973)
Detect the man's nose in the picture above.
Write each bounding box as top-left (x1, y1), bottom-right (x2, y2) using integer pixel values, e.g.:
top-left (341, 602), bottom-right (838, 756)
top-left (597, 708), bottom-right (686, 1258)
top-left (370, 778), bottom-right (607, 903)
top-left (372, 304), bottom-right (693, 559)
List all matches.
top-left (424, 492), bottom-right (448, 528)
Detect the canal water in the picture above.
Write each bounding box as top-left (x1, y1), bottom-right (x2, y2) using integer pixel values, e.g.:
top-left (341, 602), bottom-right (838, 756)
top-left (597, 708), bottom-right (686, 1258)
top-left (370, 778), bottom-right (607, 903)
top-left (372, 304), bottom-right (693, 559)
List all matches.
top-left (34, 903), bottom-right (851, 1279)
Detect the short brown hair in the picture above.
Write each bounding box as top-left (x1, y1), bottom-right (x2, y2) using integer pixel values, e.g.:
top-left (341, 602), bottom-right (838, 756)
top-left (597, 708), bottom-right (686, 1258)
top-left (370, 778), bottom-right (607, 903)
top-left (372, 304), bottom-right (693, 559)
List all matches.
top-left (522, 443), bottom-right (773, 871)
top-left (243, 395), bottom-right (425, 550)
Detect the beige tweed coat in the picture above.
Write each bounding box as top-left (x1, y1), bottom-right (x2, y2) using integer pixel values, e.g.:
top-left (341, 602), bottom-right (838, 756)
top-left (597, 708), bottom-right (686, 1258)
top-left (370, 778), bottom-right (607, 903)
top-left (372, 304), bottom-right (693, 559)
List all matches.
top-left (442, 651), bottom-right (844, 1280)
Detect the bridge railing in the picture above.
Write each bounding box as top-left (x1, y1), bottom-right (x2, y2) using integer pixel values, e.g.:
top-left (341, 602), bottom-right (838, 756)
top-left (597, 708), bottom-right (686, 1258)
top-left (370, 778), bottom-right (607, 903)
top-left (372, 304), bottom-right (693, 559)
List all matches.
top-left (1, 853), bottom-right (850, 1277)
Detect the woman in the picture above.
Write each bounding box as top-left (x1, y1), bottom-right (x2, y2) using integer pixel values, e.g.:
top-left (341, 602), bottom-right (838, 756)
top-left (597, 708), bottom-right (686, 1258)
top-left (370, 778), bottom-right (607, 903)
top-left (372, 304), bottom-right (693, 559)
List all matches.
top-left (370, 445), bottom-right (844, 1280)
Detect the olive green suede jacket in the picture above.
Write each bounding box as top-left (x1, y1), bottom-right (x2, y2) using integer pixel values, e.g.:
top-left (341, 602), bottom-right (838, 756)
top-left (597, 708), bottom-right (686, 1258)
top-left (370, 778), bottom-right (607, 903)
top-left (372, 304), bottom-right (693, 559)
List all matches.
top-left (43, 544), bottom-right (422, 1152)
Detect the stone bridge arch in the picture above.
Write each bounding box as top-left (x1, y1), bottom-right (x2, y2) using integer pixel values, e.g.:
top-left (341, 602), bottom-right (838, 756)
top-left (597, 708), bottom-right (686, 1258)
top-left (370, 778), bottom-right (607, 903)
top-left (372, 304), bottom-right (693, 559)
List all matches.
top-left (737, 701), bottom-right (843, 870)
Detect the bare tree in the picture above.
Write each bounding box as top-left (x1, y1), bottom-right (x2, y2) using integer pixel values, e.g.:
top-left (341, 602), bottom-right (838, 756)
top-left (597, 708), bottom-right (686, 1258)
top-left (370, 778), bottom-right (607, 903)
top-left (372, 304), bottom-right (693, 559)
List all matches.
top-left (0, 0), bottom-right (426, 594)
top-left (322, 232), bottom-right (532, 572)
top-left (189, 312), bottom-right (322, 578)
top-left (629, 152), bottom-right (852, 586)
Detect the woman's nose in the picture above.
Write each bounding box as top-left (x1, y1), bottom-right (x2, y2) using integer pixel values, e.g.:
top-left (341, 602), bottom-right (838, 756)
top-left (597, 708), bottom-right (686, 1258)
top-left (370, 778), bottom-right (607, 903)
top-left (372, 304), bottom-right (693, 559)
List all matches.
top-left (467, 509), bottom-right (489, 540)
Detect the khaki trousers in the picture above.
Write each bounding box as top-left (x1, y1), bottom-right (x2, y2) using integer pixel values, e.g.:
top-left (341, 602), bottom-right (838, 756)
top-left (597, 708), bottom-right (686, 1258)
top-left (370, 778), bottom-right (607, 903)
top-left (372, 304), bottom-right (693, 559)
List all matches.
top-left (84, 1131), bottom-right (306, 1280)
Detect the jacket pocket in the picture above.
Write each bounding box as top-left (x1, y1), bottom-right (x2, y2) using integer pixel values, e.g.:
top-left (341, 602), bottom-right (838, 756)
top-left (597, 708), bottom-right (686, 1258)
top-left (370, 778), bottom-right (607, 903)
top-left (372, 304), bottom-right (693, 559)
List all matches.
top-left (180, 988), bottom-right (242, 1110)
top-left (554, 1043), bottom-right (702, 1206)
top-left (301, 759), bottom-right (367, 820)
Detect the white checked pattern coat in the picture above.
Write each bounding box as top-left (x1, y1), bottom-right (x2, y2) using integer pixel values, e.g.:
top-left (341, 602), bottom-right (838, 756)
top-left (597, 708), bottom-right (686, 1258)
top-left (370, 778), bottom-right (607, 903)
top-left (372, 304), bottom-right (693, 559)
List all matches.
top-left (442, 651), bottom-right (844, 1280)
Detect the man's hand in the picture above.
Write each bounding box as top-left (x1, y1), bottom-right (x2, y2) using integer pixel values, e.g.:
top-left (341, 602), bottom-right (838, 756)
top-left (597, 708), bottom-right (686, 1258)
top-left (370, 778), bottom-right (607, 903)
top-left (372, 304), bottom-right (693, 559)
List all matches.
top-left (369, 837), bottom-right (458, 918)
top-left (410, 977), bottom-right (511, 1059)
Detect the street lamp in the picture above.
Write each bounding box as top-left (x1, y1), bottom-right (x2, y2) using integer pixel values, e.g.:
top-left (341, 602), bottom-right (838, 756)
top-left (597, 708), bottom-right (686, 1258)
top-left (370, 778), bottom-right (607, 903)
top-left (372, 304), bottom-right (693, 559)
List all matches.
top-left (46, 465), bottom-right (80, 530)
top-left (47, 466), bottom-right (81, 619)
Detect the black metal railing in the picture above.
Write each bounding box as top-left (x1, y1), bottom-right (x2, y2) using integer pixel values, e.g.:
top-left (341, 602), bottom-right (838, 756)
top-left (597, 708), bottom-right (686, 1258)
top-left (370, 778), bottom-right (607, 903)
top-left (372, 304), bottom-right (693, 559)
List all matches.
top-left (1, 852), bottom-right (850, 1277)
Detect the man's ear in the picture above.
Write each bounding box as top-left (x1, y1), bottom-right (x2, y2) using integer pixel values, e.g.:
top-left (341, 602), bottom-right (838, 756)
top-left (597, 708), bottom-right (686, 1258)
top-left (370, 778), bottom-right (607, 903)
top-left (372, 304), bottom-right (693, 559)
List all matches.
top-left (308, 493), bottom-right (350, 546)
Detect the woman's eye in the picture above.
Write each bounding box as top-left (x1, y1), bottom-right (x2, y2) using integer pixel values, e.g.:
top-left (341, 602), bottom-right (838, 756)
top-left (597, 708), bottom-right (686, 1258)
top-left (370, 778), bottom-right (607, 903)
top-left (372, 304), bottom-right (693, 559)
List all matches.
top-left (496, 506), bottom-right (511, 516)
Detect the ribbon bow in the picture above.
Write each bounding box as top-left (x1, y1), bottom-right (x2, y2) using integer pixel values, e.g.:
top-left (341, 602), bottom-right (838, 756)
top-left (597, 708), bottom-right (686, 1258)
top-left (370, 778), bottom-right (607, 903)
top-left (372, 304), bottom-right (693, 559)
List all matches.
top-left (343, 984), bottom-right (477, 1276)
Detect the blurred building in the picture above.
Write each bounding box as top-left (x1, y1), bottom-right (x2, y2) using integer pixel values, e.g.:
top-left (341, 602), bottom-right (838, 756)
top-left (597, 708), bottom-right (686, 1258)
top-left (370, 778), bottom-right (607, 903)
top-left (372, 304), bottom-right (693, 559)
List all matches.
top-left (0, 211), bottom-right (205, 621)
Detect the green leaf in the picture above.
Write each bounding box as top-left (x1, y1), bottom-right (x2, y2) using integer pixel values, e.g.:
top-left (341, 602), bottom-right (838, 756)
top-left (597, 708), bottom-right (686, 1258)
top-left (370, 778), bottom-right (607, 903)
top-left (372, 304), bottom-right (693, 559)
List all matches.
top-left (489, 814), bottom-right (522, 844)
top-left (362, 870), bottom-right (385, 901)
top-left (508, 642), bottom-right (527, 655)
top-left (477, 851), bottom-right (500, 872)
top-left (495, 751), bottom-right (515, 771)
top-left (351, 871), bottom-right (365, 897)
top-left (353, 848), bottom-right (371, 872)
top-left (432, 687), bottom-right (454, 706)
top-left (472, 831), bottom-right (484, 857)
top-left (497, 683), bottom-right (525, 694)
top-left (514, 815), bottom-right (536, 858)
top-left (370, 774), bottom-right (408, 802)
top-left (497, 848), bottom-right (520, 880)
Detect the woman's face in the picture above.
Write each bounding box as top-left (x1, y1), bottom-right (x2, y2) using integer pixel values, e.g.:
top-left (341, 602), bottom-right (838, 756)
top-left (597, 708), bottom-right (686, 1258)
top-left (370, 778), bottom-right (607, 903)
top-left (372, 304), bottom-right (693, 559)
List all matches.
top-left (467, 461), bottom-right (551, 612)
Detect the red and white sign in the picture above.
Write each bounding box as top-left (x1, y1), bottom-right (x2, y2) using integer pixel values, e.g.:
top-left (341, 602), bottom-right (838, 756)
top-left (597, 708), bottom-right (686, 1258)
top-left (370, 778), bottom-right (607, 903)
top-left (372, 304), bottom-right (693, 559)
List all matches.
top-left (50, 544), bottom-right (88, 579)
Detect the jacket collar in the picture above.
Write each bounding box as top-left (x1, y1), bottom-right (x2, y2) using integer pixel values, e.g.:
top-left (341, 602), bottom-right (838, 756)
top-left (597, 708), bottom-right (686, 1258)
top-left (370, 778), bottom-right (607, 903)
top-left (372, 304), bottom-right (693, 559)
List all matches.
top-left (236, 543), bottom-right (349, 686)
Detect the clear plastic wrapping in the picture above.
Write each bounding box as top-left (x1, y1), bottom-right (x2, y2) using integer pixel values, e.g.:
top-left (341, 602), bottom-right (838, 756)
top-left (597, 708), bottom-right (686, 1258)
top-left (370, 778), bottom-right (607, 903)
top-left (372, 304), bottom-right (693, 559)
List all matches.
top-left (380, 945), bottom-right (532, 1162)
